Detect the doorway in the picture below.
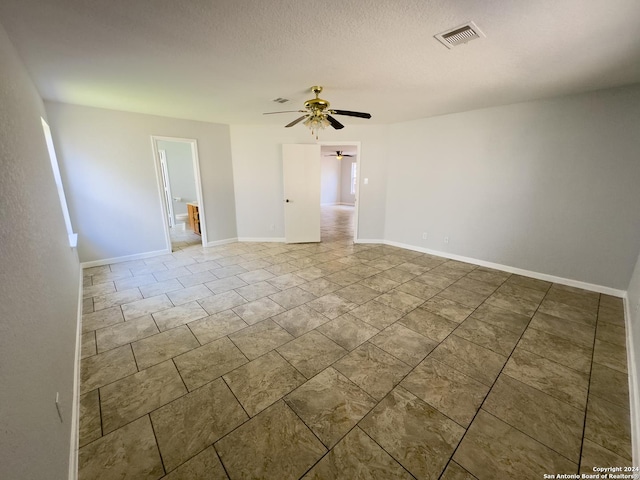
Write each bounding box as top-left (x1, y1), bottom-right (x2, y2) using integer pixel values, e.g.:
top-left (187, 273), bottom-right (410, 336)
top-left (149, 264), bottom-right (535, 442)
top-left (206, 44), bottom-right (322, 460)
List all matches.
top-left (319, 141), bottom-right (361, 243)
top-left (151, 136), bottom-right (207, 251)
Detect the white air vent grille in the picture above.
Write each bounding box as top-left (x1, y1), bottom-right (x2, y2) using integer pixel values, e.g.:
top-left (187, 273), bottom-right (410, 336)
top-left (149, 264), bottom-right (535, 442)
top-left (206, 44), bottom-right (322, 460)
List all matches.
top-left (435, 22), bottom-right (485, 49)
top-left (272, 97), bottom-right (289, 103)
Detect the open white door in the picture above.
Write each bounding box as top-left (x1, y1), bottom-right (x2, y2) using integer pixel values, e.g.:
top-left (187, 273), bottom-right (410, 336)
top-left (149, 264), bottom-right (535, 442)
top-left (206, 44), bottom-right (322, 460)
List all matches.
top-left (158, 150), bottom-right (175, 228)
top-left (283, 144), bottom-right (321, 243)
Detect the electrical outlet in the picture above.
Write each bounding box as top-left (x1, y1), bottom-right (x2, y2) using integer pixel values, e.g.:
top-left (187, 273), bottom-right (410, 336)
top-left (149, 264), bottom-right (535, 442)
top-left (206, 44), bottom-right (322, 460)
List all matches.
top-left (444, 236), bottom-right (449, 244)
top-left (422, 232), bottom-right (427, 240)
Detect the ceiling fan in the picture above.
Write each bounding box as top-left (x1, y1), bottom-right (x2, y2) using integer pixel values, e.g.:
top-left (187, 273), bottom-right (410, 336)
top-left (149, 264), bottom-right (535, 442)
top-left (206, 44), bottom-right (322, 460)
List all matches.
top-left (264, 86), bottom-right (372, 139)
top-left (324, 150), bottom-right (355, 160)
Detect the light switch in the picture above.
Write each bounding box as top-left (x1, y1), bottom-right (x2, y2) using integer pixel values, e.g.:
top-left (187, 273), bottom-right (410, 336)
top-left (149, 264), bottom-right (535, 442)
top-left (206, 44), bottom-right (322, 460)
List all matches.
top-left (364, 178), bottom-right (369, 185)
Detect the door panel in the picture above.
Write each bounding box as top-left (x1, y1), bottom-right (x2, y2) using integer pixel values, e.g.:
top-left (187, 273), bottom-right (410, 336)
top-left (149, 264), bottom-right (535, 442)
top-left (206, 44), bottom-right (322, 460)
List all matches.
top-left (282, 144), bottom-right (321, 243)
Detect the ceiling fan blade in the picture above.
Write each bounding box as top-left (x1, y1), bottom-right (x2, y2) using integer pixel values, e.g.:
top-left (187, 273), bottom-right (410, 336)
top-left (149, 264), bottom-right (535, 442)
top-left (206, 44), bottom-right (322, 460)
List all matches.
top-left (285, 115), bottom-right (307, 128)
top-left (331, 109), bottom-right (372, 119)
top-left (326, 115), bottom-right (345, 130)
top-left (263, 110), bottom-right (305, 115)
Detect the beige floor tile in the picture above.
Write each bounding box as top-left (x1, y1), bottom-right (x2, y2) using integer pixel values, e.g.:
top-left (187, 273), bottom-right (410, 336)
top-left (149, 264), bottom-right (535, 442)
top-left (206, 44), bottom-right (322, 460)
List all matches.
top-left (302, 426), bottom-right (412, 480)
top-left (421, 296), bottom-right (474, 323)
top-left (114, 274), bottom-right (158, 292)
top-left (286, 367), bottom-right (377, 448)
top-left (593, 339), bottom-right (628, 373)
top-left (429, 335), bottom-right (507, 386)
top-left (598, 304), bottom-right (625, 327)
top-left (596, 322), bottom-right (626, 347)
top-left (277, 330), bottom-right (347, 378)
top-left (100, 360), bottom-right (187, 434)
top-left (83, 281), bottom-right (116, 299)
top-left (198, 290), bottom-right (247, 315)
top-left (441, 462), bottom-right (478, 480)
top-left (415, 271), bottom-right (457, 290)
top-left (317, 313), bottom-right (380, 350)
top-left (496, 282), bottom-right (546, 303)
top-left (298, 277), bottom-right (342, 296)
top-left (589, 363), bottom-right (630, 408)
top-left (78, 416), bottom-right (164, 480)
top-left (334, 283), bottom-right (381, 305)
top-left (454, 410), bottom-right (576, 480)
top-left (174, 336), bottom-right (248, 390)
top-left (349, 300), bottom-right (404, 329)
top-left (584, 395), bottom-right (632, 460)
top-left (378, 267), bottom-right (417, 283)
top-left (294, 266), bottom-right (326, 282)
top-left (579, 439), bottom-right (632, 474)
top-left (82, 297), bottom-right (94, 314)
top-left (334, 342), bottom-right (412, 400)
top-left (359, 273), bottom-right (401, 293)
top-left (271, 304), bottom-right (330, 337)
top-left (438, 284), bottom-right (489, 308)
top-left (306, 293), bottom-right (358, 319)
top-left (518, 327), bottom-right (592, 373)
top-left (360, 387), bottom-right (465, 480)
top-left (464, 268), bottom-right (509, 286)
top-left (267, 273), bottom-right (306, 290)
top-left (166, 284), bottom-right (213, 306)
top-left (452, 277), bottom-right (497, 296)
top-left (483, 375), bottom-right (584, 462)
top-left (81, 331), bottom-right (96, 359)
top-left (151, 379), bottom-right (248, 472)
top-left (95, 315), bottom-right (158, 353)
top-left (176, 271), bottom-right (217, 288)
top-left (325, 270), bottom-right (364, 287)
top-left (546, 285), bottom-right (600, 312)
top-left (503, 348), bottom-right (589, 410)
top-left (453, 317), bottom-right (520, 356)
top-left (211, 265), bottom-right (248, 278)
top-left (151, 301), bottom-right (209, 331)
top-left (121, 294), bottom-right (174, 321)
top-left (223, 351), bottom-right (305, 417)
top-left (162, 446), bottom-right (227, 480)
top-left (132, 325), bottom-right (200, 370)
top-left (375, 289), bottom-right (424, 314)
top-left (91, 270), bottom-right (133, 286)
top-left (402, 358), bottom-right (489, 427)
top-left (82, 306), bottom-right (125, 333)
top-left (503, 274), bottom-right (551, 292)
top-left (470, 303), bottom-right (530, 334)
top-left (370, 323), bottom-right (437, 367)
top-left (79, 390), bottom-right (101, 447)
top-left (395, 280), bottom-right (442, 301)
top-left (153, 267), bottom-right (192, 282)
top-left (538, 298), bottom-right (597, 326)
top-left (483, 291), bottom-right (538, 317)
top-left (269, 286), bottom-right (317, 309)
top-left (203, 275), bottom-right (247, 294)
top-left (528, 311), bottom-right (595, 347)
top-left (80, 345), bottom-right (137, 395)
top-left (139, 278), bottom-right (184, 298)
top-left (399, 308), bottom-right (458, 342)
top-left (215, 401), bottom-right (326, 480)
top-left (187, 310), bottom-right (247, 344)
top-left (232, 297), bottom-right (285, 325)
top-left (229, 318), bottom-right (294, 360)
top-left (235, 281), bottom-right (280, 301)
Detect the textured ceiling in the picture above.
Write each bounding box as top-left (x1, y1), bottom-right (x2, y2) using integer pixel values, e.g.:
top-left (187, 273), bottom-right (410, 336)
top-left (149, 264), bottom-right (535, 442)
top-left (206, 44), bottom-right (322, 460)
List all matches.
top-left (2, 0), bottom-right (640, 125)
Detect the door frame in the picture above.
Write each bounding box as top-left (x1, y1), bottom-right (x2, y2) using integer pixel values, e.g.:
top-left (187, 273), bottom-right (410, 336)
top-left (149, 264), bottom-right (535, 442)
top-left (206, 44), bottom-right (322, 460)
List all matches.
top-left (151, 136), bottom-right (208, 249)
top-left (318, 140), bottom-right (362, 243)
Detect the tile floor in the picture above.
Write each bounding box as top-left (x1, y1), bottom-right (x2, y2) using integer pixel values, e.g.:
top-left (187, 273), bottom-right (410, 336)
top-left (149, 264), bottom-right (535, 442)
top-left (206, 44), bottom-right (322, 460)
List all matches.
top-left (170, 222), bottom-right (202, 250)
top-left (78, 205), bottom-right (632, 479)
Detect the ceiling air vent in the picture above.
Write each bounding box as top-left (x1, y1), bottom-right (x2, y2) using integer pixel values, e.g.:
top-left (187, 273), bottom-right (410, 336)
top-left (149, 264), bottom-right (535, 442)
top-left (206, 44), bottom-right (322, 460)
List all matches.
top-left (435, 21), bottom-right (485, 49)
top-left (272, 97), bottom-right (289, 103)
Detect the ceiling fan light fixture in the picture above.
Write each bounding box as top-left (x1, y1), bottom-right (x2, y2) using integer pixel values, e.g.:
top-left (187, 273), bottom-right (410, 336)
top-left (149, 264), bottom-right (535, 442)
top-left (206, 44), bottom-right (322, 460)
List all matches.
top-left (303, 114), bottom-right (330, 139)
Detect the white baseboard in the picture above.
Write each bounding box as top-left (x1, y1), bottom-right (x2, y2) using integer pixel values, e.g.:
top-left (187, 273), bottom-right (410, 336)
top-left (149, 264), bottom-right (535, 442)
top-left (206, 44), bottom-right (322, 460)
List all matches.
top-left (238, 237), bottom-right (285, 243)
top-left (68, 271), bottom-right (83, 480)
top-left (206, 237), bottom-right (238, 247)
top-left (380, 239), bottom-right (626, 297)
top-left (624, 295), bottom-right (640, 466)
top-left (354, 238), bottom-right (384, 245)
top-left (80, 249), bottom-right (171, 268)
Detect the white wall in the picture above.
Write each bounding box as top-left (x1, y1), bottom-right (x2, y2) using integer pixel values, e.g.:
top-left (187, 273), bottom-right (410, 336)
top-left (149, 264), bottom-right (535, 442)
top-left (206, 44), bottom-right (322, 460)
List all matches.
top-left (157, 140), bottom-right (197, 217)
top-left (340, 158), bottom-right (356, 205)
top-left (45, 103), bottom-right (238, 262)
top-left (386, 85), bottom-right (640, 290)
top-left (230, 125), bottom-right (388, 240)
top-left (320, 155), bottom-right (340, 205)
top-left (0, 24), bottom-right (81, 480)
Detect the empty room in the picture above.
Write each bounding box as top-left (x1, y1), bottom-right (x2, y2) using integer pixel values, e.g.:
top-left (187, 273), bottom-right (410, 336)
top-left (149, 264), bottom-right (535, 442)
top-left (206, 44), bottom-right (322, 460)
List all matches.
top-left (1, 1), bottom-right (640, 479)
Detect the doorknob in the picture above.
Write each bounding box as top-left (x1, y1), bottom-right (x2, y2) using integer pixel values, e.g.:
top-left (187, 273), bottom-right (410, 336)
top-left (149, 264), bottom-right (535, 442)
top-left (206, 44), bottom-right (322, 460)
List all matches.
top-left (285, 199), bottom-right (291, 203)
